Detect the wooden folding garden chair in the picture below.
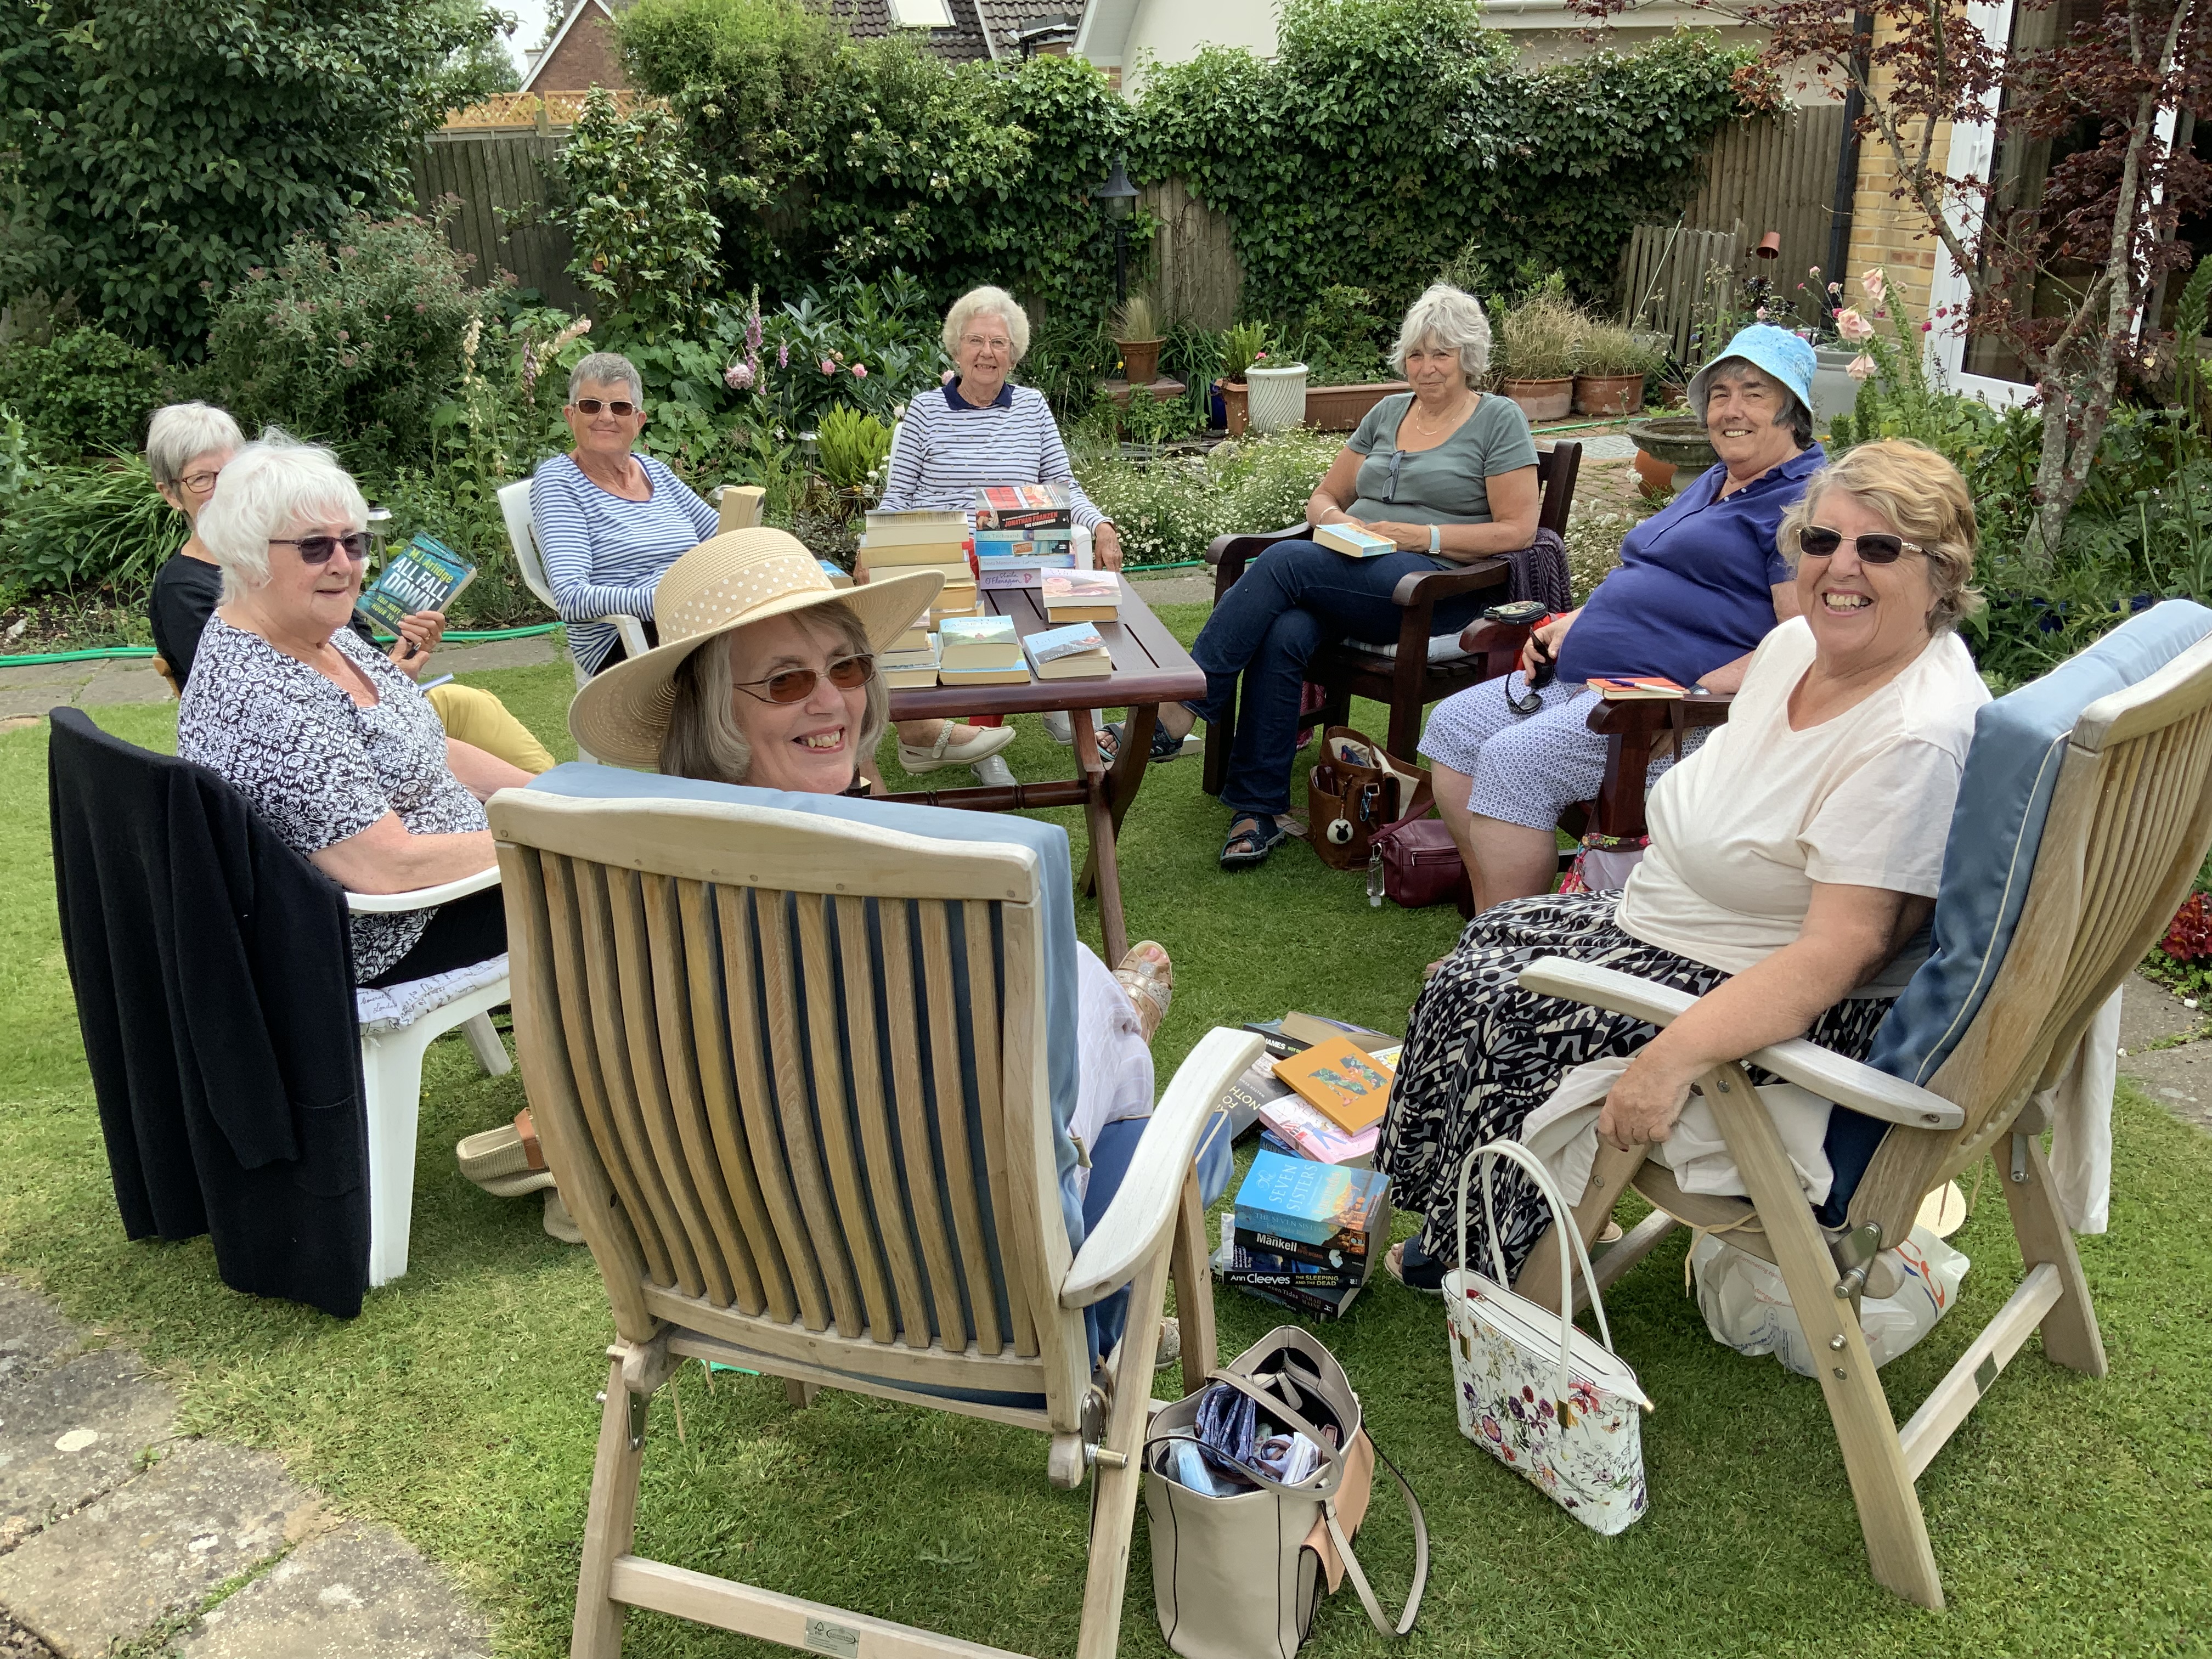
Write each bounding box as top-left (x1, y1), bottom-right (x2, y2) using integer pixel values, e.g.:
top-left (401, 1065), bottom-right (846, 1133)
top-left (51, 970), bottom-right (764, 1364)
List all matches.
top-left (1509, 605), bottom-right (2212, 1609)
top-left (488, 785), bottom-right (1261, 1658)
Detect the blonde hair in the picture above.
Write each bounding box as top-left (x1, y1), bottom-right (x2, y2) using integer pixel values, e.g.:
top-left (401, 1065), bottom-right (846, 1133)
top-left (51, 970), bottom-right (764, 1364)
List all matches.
top-left (941, 286), bottom-right (1031, 365)
top-left (1390, 283), bottom-right (1491, 387)
top-left (1778, 439), bottom-right (1983, 633)
top-left (195, 432), bottom-right (369, 606)
top-left (659, 602), bottom-right (889, 786)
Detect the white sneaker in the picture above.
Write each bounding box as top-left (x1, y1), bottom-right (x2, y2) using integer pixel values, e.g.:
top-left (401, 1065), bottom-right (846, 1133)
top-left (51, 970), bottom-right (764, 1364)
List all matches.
top-left (898, 720), bottom-right (1018, 775)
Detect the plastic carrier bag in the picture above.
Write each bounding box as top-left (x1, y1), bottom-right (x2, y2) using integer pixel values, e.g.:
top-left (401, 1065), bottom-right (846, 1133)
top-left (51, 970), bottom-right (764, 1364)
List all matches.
top-left (1689, 1225), bottom-right (1969, 1378)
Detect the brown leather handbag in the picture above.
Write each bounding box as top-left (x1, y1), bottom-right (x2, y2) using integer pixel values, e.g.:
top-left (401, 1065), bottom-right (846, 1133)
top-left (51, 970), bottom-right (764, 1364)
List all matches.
top-left (1308, 729), bottom-right (1429, 872)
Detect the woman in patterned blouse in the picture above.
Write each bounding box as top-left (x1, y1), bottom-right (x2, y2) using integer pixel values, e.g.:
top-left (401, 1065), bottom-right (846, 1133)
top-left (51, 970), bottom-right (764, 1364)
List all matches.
top-left (177, 436), bottom-right (534, 986)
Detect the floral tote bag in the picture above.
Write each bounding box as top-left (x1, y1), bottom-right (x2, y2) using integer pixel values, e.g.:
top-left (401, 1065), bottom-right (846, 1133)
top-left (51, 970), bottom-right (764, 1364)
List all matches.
top-left (1443, 1139), bottom-right (1654, 1535)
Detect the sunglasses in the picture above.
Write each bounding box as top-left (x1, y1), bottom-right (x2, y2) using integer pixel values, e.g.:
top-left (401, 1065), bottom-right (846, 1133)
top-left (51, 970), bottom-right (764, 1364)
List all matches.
top-left (572, 398), bottom-right (640, 416)
top-left (270, 532), bottom-right (374, 566)
top-left (733, 654), bottom-right (874, 704)
top-left (1797, 526), bottom-right (1925, 565)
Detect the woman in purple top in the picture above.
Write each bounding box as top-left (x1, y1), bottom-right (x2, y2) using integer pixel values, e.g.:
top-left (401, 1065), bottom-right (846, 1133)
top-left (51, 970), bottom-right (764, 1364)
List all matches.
top-left (1421, 325), bottom-right (1821, 911)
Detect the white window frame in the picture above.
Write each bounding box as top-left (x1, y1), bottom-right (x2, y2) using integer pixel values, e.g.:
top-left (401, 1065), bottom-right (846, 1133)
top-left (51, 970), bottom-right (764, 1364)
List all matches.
top-left (887, 0), bottom-right (955, 28)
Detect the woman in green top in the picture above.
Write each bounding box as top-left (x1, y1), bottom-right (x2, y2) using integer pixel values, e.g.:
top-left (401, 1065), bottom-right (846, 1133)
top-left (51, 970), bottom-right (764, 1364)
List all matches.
top-left (1118, 283), bottom-right (1541, 868)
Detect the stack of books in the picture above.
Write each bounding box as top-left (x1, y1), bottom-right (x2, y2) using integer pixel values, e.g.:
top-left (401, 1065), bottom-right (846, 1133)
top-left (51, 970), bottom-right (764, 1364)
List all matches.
top-left (817, 559), bottom-right (854, 590)
top-left (1220, 1012), bottom-right (1398, 1165)
top-left (880, 635), bottom-right (941, 689)
top-left (1226, 1150), bottom-right (1392, 1320)
top-left (1042, 569), bottom-right (1120, 624)
top-left (856, 508), bottom-right (979, 623)
top-left (937, 614), bottom-right (1030, 686)
top-left (1022, 621), bottom-right (1112, 681)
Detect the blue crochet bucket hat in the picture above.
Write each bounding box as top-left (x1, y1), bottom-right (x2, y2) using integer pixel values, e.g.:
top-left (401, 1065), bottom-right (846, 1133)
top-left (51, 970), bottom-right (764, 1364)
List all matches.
top-left (1687, 324), bottom-right (1816, 424)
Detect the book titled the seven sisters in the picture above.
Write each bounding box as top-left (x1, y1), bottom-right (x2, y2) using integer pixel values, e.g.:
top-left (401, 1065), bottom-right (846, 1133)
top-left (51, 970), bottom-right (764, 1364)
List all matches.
top-left (356, 534), bottom-right (476, 634)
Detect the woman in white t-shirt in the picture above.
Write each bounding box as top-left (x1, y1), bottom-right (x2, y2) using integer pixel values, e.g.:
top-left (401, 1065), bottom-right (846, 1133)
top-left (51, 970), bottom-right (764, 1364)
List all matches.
top-left (1378, 439), bottom-right (1990, 1291)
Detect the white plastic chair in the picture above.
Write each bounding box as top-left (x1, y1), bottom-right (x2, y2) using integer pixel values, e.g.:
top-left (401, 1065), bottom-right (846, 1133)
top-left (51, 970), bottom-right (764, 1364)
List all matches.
top-left (497, 480), bottom-right (651, 692)
top-left (347, 866), bottom-right (513, 1286)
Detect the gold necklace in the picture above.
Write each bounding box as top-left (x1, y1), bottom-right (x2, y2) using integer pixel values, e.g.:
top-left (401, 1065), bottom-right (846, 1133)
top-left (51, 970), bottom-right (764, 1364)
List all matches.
top-left (1407, 393), bottom-right (1472, 437)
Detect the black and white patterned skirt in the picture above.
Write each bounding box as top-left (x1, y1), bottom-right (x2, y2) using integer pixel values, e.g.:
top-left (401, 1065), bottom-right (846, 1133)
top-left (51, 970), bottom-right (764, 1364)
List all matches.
top-left (1376, 890), bottom-right (1892, 1282)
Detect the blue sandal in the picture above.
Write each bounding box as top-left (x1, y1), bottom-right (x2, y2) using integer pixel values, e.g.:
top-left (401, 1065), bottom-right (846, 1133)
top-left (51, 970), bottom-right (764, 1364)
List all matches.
top-left (1219, 814), bottom-right (1291, 870)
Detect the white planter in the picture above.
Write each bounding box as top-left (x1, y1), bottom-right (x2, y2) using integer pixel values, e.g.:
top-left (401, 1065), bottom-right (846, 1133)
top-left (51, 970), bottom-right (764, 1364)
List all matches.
top-left (1245, 362), bottom-right (1309, 432)
top-left (1810, 348), bottom-right (1860, 437)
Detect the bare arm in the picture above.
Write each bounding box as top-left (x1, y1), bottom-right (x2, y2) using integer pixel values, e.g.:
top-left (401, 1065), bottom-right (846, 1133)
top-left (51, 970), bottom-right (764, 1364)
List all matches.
top-left (445, 738), bottom-right (533, 802)
top-left (308, 812), bottom-right (498, 895)
top-left (1305, 448), bottom-right (1367, 526)
top-left (1597, 882), bottom-right (1935, 1147)
top-left (1364, 465), bottom-right (1542, 561)
top-left (1693, 582), bottom-right (1800, 694)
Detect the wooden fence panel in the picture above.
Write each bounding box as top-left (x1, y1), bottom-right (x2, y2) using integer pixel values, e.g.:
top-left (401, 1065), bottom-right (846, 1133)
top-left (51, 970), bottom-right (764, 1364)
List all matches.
top-left (1684, 104), bottom-right (1850, 293)
top-left (1142, 177), bottom-right (1240, 331)
top-left (409, 132), bottom-right (586, 314)
top-left (1620, 225), bottom-right (1742, 360)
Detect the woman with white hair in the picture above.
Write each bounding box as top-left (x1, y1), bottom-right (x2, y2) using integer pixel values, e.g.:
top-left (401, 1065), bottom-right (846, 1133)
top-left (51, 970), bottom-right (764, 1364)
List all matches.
top-left (177, 436), bottom-right (534, 986)
top-left (530, 351), bottom-right (721, 677)
top-left (867, 284), bottom-right (1121, 773)
top-left (1115, 283), bottom-right (1542, 868)
top-left (145, 402), bottom-right (552, 773)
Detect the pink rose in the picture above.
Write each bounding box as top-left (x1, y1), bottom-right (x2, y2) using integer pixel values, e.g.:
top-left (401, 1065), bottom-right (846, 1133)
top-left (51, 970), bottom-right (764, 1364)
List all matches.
top-left (1861, 268), bottom-right (1887, 303)
top-left (724, 362), bottom-right (754, 390)
top-left (821, 357), bottom-right (836, 375)
top-left (1834, 307), bottom-right (1874, 342)
top-left (851, 363), bottom-right (867, 379)
top-left (1847, 353), bottom-right (1876, 381)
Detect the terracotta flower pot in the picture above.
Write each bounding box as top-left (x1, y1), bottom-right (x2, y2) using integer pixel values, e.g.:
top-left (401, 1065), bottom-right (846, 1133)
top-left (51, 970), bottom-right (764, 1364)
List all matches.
top-left (1631, 447), bottom-right (1677, 497)
top-left (1500, 377), bottom-right (1573, 424)
top-left (1221, 381), bottom-right (1250, 437)
top-left (1573, 373), bottom-right (1646, 417)
top-left (1117, 337), bottom-right (1165, 386)
top-left (1301, 380), bottom-right (1412, 432)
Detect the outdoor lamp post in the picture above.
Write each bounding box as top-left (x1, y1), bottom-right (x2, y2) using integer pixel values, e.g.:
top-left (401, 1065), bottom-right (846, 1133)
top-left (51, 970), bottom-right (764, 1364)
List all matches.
top-left (1093, 159), bottom-right (1138, 304)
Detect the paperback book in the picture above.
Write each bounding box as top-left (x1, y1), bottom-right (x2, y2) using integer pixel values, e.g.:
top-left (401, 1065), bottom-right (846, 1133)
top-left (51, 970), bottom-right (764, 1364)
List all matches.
top-left (817, 560), bottom-right (853, 589)
top-left (1256, 1094), bottom-right (1379, 1165)
top-left (1589, 675), bottom-right (1686, 701)
top-left (1313, 522), bottom-right (1396, 559)
top-left (880, 639), bottom-right (941, 689)
top-left (1041, 569), bottom-right (1120, 623)
top-left (1232, 1150), bottom-right (1391, 1251)
top-left (1272, 1036), bottom-right (1395, 1132)
top-left (1022, 622), bottom-right (1111, 680)
top-left (1234, 1222), bottom-right (1376, 1273)
top-left (862, 508), bottom-right (970, 547)
top-left (357, 534), bottom-right (475, 634)
top-left (979, 568), bottom-right (1042, 591)
top-left (1212, 1055), bottom-right (1295, 1139)
top-left (974, 483), bottom-right (1073, 531)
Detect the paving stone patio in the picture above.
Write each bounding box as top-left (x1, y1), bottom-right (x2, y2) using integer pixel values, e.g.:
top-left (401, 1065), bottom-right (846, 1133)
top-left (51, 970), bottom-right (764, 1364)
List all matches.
top-left (0, 1283), bottom-right (488, 1659)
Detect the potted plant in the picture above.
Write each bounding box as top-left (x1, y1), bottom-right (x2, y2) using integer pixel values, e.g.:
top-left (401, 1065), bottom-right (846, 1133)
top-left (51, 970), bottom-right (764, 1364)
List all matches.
top-left (1216, 321), bottom-right (1270, 435)
top-left (1572, 322), bottom-right (1664, 417)
top-left (1495, 280), bottom-right (1582, 424)
top-left (1245, 355), bottom-right (1310, 432)
top-left (1113, 294), bottom-right (1165, 388)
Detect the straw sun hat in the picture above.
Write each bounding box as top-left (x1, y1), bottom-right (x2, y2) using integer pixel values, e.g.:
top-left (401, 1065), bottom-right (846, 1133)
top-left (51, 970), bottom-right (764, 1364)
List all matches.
top-left (568, 527), bottom-right (943, 769)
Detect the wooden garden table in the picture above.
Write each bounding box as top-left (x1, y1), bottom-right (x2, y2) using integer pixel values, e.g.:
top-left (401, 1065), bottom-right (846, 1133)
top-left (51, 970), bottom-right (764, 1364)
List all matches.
top-left (883, 577), bottom-right (1204, 966)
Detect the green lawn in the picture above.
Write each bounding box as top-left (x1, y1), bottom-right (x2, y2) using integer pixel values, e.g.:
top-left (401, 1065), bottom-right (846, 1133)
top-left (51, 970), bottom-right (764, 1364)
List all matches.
top-left (3, 611), bottom-right (2210, 1658)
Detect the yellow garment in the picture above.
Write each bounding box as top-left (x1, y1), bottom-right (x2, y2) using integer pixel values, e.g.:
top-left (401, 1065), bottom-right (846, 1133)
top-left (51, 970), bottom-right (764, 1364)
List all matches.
top-left (424, 682), bottom-right (557, 775)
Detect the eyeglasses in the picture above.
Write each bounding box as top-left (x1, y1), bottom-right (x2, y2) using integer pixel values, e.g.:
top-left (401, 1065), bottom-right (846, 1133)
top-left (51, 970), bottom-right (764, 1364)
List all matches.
top-left (178, 469), bottom-right (223, 496)
top-left (732, 653), bottom-right (875, 704)
top-left (1796, 526), bottom-right (1926, 565)
top-left (269, 532), bottom-right (373, 566)
top-left (572, 398), bottom-right (640, 416)
top-left (960, 335), bottom-right (1012, 352)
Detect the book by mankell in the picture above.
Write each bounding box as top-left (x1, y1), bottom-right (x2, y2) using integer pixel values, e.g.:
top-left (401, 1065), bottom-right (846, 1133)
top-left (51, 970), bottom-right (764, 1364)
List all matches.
top-left (356, 534), bottom-right (475, 634)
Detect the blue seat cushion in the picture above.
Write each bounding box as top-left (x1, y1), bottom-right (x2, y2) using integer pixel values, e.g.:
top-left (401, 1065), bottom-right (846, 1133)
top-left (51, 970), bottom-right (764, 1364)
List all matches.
top-left (1818, 600), bottom-right (2212, 1223)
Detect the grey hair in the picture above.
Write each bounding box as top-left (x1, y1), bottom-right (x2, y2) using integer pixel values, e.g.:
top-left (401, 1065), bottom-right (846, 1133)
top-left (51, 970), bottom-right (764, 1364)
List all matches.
top-left (568, 351), bottom-right (644, 406)
top-left (1704, 358), bottom-right (1814, 450)
top-left (659, 601), bottom-right (889, 787)
top-left (195, 432), bottom-right (369, 606)
top-left (1390, 283), bottom-right (1491, 387)
top-left (146, 402), bottom-right (245, 487)
top-left (941, 286), bottom-right (1031, 365)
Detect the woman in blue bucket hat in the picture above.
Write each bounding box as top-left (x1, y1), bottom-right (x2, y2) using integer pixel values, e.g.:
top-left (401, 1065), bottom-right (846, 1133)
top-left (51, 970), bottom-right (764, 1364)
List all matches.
top-left (1421, 323), bottom-right (1823, 913)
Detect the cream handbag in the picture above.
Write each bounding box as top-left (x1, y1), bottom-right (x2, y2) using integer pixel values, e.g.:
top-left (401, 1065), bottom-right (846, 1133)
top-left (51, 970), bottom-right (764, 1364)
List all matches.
top-left (1444, 1139), bottom-right (1654, 1535)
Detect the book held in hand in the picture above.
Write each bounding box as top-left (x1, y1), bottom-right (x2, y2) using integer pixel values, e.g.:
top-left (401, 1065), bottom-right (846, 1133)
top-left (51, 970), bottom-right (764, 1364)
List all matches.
top-left (1313, 522), bottom-right (1396, 559)
top-left (356, 534), bottom-right (475, 634)
top-left (1272, 1035), bottom-right (1395, 1133)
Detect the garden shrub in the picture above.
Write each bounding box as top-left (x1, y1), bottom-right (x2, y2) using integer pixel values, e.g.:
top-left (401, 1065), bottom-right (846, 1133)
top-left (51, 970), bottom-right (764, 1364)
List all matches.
top-left (1075, 430), bottom-right (1339, 566)
top-left (204, 213), bottom-right (499, 477)
top-left (1137, 0), bottom-right (1760, 324)
top-left (0, 0), bottom-right (506, 351)
top-left (551, 89), bottom-right (724, 344)
top-left (0, 456), bottom-right (181, 597)
top-left (617, 0), bottom-right (1135, 321)
top-left (0, 328), bottom-right (170, 461)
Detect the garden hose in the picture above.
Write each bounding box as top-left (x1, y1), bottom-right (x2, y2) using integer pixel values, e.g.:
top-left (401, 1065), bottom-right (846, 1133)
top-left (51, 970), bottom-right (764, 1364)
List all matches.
top-left (0, 619), bottom-right (567, 669)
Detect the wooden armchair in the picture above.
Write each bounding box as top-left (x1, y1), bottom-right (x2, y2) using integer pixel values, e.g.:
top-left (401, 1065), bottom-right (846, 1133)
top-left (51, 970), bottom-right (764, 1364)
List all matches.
top-left (1513, 608), bottom-right (2212, 1607)
top-left (488, 785), bottom-right (1262, 1658)
top-left (1200, 441), bottom-right (1582, 785)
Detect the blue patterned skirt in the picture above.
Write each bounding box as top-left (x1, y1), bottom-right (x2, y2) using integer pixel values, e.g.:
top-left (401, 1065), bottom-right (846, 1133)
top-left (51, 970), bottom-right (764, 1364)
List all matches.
top-left (1376, 891), bottom-right (1891, 1282)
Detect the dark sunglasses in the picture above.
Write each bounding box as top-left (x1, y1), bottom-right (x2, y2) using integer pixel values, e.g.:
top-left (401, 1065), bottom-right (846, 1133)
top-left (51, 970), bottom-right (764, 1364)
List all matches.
top-left (270, 532), bottom-right (373, 566)
top-left (572, 398), bottom-right (639, 416)
top-left (1797, 526), bottom-right (1925, 565)
top-left (733, 654), bottom-right (874, 704)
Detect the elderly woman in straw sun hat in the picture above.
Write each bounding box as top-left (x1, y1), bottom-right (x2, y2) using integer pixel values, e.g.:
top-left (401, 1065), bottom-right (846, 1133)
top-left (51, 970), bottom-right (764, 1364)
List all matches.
top-left (563, 527), bottom-right (1226, 1361)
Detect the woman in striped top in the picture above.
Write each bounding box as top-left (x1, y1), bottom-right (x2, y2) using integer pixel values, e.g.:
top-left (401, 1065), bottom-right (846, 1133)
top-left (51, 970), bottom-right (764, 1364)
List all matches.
top-left (870, 285), bottom-right (1124, 770)
top-left (529, 352), bottom-right (720, 678)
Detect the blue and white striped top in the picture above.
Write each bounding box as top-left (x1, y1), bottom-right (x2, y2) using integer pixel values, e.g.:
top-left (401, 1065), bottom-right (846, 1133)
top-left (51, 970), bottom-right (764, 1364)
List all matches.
top-left (529, 452), bottom-right (719, 675)
top-left (878, 380), bottom-right (1109, 532)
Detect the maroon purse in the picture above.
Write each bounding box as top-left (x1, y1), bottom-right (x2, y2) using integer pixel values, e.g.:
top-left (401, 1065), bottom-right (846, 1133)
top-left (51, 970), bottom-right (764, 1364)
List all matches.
top-left (1367, 802), bottom-right (1475, 917)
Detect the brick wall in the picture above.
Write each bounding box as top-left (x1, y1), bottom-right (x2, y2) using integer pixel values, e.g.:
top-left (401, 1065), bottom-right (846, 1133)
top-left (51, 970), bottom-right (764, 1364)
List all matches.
top-left (1840, 12), bottom-right (1965, 322)
top-left (530, 3), bottom-right (627, 92)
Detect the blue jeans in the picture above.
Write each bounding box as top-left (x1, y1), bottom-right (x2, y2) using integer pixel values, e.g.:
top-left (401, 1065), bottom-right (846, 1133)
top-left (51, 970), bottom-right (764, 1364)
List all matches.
top-left (1084, 1110), bottom-right (1234, 1362)
top-left (1192, 540), bottom-right (1489, 817)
